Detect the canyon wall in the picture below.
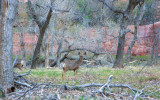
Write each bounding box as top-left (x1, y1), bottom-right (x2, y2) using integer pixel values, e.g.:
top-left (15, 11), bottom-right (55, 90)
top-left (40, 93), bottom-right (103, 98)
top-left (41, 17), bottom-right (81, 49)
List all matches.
top-left (13, 22), bottom-right (160, 56)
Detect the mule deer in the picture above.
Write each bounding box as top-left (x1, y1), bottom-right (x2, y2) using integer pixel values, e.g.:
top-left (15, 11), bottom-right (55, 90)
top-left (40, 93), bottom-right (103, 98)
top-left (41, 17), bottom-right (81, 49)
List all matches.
top-left (62, 52), bottom-right (86, 80)
top-left (14, 59), bottom-right (25, 71)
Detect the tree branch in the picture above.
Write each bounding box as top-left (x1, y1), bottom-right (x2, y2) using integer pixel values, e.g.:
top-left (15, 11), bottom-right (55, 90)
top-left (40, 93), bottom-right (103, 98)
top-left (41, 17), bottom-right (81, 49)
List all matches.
top-left (51, 7), bottom-right (69, 13)
top-left (27, 0), bottom-right (42, 27)
top-left (119, 29), bottom-right (131, 37)
top-left (98, 0), bottom-right (124, 14)
top-left (61, 48), bottom-right (107, 55)
top-left (41, 8), bottom-right (52, 31)
top-left (15, 69), bottom-right (31, 77)
top-left (14, 81), bottom-right (32, 88)
top-left (99, 75), bottom-right (113, 93)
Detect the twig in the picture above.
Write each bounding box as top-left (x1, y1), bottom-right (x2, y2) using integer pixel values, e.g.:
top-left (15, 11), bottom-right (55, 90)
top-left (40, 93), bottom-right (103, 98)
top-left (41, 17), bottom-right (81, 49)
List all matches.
top-left (14, 81), bottom-right (32, 88)
top-left (98, 0), bottom-right (124, 14)
top-left (99, 75), bottom-right (113, 93)
top-left (61, 48), bottom-right (107, 55)
top-left (16, 69), bottom-right (31, 77)
top-left (12, 54), bottom-right (17, 68)
top-left (17, 84), bottom-right (38, 100)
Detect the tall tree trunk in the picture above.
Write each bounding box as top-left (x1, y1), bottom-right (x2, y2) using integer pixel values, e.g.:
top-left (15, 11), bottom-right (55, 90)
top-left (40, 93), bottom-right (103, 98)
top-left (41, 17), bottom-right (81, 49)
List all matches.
top-left (126, 4), bottom-right (146, 61)
top-left (113, 29), bottom-right (126, 68)
top-left (98, 0), bottom-right (144, 68)
top-left (154, 33), bottom-right (160, 65)
top-left (112, 0), bottom-right (145, 68)
top-left (126, 32), bottom-right (137, 60)
top-left (45, 34), bottom-right (49, 67)
top-left (20, 28), bottom-right (26, 58)
top-left (17, 11), bottom-right (26, 59)
top-left (56, 39), bottom-right (63, 67)
top-left (0, 0), bottom-right (6, 89)
top-left (0, 0), bottom-right (17, 95)
top-left (28, 0), bottom-right (69, 69)
top-left (113, 14), bottom-right (128, 68)
top-left (151, 18), bottom-right (156, 65)
top-left (28, 0), bottom-right (52, 69)
top-left (31, 28), bottom-right (48, 69)
top-left (41, 32), bottom-right (47, 57)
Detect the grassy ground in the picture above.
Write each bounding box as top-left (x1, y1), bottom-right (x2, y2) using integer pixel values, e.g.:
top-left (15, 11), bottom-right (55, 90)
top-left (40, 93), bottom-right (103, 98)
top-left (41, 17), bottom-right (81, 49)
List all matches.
top-left (14, 66), bottom-right (160, 99)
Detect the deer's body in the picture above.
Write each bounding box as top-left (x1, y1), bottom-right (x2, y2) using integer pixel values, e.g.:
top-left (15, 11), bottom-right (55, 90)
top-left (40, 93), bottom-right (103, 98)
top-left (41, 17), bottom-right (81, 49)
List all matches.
top-left (62, 52), bottom-right (85, 80)
top-left (14, 59), bottom-right (25, 71)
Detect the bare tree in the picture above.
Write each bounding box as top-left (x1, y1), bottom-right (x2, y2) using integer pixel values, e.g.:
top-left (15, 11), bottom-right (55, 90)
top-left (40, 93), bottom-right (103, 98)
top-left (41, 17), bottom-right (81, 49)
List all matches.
top-left (126, 2), bottom-right (146, 61)
top-left (28, 0), bottom-right (70, 69)
top-left (28, 0), bottom-right (52, 69)
top-left (154, 33), bottom-right (160, 65)
top-left (98, 0), bottom-right (145, 68)
top-left (150, 0), bottom-right (160, 65)
top-left (0, 0), bottom-right (18, 97)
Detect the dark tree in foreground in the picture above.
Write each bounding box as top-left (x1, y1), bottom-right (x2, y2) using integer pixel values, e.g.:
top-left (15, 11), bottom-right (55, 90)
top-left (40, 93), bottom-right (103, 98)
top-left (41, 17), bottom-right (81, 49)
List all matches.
top-left (0, 0), bottom-right (17, 97)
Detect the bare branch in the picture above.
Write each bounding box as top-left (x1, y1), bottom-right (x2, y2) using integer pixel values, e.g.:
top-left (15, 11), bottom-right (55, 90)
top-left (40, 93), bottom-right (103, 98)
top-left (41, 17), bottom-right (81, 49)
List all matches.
top-left (98, 0), bottom-right (124, 14)
top-left (27, 0), bottom-right (42, 27)
top-left (41, 8), bottom-right (52, 31)
top-left (14, 81), bottom-right (32, 88)
top-left (15, 69), bottom-right (31, 77)
top-left (59, 82), bottom-right (140, 94)
top-left (61, 48), bottom-right (107, 55)
top-left (119, 29), bottom-right (131, 37)
top-left (99, 75), bottom-right (113, 93)
top-left (12, 54), bottom-right (17, 68)
top-left (36, 4), bottom-right (70, 13)
top-left (51, 7), bottom-right (69, 13)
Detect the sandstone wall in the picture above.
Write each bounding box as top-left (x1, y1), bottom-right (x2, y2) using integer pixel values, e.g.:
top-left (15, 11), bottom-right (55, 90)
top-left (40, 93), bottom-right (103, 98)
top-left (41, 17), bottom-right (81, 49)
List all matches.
top-left (102, 22), bottom-right (160, 56)
top-left (13, 22), bottom-right (160, 56)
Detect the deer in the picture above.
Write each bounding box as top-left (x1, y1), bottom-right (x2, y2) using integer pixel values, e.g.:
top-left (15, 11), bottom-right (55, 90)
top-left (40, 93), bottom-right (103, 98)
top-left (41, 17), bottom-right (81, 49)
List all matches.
top-left (14, 59), bottom-right (25, 71)
top-left (62, 52), bottom-right (86, 80)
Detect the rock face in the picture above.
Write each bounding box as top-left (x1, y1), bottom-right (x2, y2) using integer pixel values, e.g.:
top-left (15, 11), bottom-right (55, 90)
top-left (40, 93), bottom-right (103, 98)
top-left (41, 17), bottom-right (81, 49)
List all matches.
top-left (13, 22), bottom-right (160, 56)
top-left (102, 22), bottom-right (160, 56)
top-left (13, 33), bottom-right (37, 55)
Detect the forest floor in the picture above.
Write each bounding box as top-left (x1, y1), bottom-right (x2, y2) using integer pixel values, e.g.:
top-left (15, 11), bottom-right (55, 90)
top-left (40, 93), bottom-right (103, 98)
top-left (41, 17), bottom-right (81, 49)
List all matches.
top-left (12, 66), bottom-right (160, 100)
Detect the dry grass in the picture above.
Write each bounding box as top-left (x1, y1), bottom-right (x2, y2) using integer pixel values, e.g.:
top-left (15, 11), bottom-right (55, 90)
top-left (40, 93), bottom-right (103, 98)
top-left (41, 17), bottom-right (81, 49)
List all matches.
top-left (14, 66), bottom-right (160, 99)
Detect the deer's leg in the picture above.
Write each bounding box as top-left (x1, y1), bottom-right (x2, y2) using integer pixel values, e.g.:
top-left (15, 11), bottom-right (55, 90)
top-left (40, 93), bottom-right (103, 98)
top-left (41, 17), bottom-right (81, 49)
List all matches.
top-left (74, 70), bottom-right (75, 76)
top-left (20, 65), bottom-right (23, 71)
top-left (62, 70), bottom-right (66, 80)
top-left (75, 70), bottom-right (77, 75)
top-left (74, 70), bottom-right (76, 76)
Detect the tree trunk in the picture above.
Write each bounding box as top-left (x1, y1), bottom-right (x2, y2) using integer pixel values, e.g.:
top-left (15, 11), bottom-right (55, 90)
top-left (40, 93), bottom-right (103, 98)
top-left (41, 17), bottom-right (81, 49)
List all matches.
top-left (126, 4), bottom-right (146, 61)
top-left (45, 34), bottom-right (49, 67)
top-left (31, 29), bottom-right (47, 69)
top-left (112, 0), bottom-right (145, 68)
top-left (56, 39), bottom-right (63, 67)
top-left (98, 0), bottom-right (142, 68)
top-left (0, 0), bottom-right (17, 95)
top-left (30, 7), bottom-right (52, 69)
top-left (113, 14), bottom-right (127, 68)
top-left (154, 33), bottom-right (160, 65)
top-left (113, 32), bottom-right (126, 68)
top-left (0, 0), bottom-right (6, 89)
top-left (51, 32), bottom-right (54, 56)
top-left (151, 19), bottom-right (156, 65)
top-left (20, 28), bottom-right (26, 58)
top-left (126, 33), bottom-right (137, 61)
top-left (41, 32), bottom-right (47, 57)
